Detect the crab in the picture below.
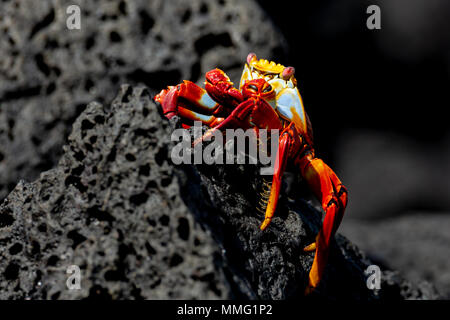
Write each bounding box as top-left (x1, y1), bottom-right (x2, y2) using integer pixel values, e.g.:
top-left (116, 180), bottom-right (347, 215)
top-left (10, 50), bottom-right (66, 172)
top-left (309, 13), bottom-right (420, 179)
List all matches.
top-left (154, 53), bottom-right (348, 294)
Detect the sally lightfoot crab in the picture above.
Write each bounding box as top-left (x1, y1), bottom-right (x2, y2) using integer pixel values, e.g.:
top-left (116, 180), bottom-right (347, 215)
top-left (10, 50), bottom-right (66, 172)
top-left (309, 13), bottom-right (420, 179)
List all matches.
top-left (154, 53), bottom-right (348, 295)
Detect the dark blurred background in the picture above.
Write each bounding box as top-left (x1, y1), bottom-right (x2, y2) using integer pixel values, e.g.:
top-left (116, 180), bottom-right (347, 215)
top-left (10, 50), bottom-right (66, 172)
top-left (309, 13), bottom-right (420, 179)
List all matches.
top-left (0, 0), bottom-right (449, 297)
top-left (256, 0), bottom-right (450, 296)
top-left (257, 0), bottom-right (450, 215)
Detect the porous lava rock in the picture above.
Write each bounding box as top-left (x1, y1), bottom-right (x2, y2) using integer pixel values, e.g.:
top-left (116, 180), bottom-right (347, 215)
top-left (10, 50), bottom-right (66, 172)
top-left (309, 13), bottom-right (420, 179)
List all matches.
top-left (0, 85), bottom-right (439, 299)
top-left (0, 0), bottom-right (286, 200)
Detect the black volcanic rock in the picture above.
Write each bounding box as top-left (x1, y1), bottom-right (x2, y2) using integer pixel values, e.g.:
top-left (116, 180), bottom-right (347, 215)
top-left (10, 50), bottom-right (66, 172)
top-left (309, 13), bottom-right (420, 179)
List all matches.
top-left (0, 85), bottom-right (439, 299)
top-left (0, 0), bottom-right (286, 201)
top-left (0, 85), bottom-right (232, 299)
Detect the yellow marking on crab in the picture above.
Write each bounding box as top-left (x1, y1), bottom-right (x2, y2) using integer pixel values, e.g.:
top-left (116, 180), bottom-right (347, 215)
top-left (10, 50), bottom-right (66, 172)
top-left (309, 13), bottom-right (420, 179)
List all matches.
top-left (239, 67), bottom-right (251, 88)
top-left (289, 105), bottom-right (307, 136)
top-left (240, 69), bottom-right (250, 87)
top-left (240, 57), bottom-right (288, 88)
top-left (275, 87), bottom-right (307, 135)
top-left (250, 58), bottom-right (285, 74)
top-left (240, 56), bottom-right (307, 135)
top-left (267, 78), bottom-right (285, 95)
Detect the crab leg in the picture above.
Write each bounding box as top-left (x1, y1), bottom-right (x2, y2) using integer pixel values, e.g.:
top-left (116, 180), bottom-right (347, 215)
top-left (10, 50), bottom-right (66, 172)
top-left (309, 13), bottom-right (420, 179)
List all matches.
top-left (154, 80), bottom-right (222, 124)
top-left (192, 99), bottom-right (256, 146)
top-left (259, 131), bottom-right (291, 230)
top-left (297, 153), bottom-right (348, 294)
top-left (177, 107), bottom-right (224, 127)
top-left (259, 123), bottom-right (302, 230)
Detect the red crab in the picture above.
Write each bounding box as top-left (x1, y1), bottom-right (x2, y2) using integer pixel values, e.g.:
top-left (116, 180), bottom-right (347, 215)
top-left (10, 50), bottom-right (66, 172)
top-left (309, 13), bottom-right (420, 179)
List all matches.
top-left (154, 54), bottom-right (348, 294)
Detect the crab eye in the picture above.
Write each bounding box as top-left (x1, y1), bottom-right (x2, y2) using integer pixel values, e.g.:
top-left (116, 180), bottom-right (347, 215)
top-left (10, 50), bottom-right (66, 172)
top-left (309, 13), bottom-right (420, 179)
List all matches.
top-left (281, 66), bottom-right (295, 80)
top-left (247, 84), bottom-right (258, 91)
top-left (262, 85), bottom-right (272, 93)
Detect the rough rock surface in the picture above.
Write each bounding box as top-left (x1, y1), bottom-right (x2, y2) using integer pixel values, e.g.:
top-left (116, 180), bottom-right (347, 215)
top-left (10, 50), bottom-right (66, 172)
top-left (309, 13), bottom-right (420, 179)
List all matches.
top-left (0, 85), bottom-right (439, 299)
top-left (0, 0), bottom-right (286, 201)
top-left (0, 85), bottom-right (234, 299)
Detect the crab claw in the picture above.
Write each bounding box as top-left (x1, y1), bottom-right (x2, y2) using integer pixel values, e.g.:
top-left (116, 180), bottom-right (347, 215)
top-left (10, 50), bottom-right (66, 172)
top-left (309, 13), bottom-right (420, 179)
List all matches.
top-left (281, 66), bottom-right (295, 80)
top-left (205, 68), bottom-right (232, 86)
top-left (205, 69), bottom-right (243, 108)
top-left (154, 86), bottom-right (178, 119)
top-left (247, 52), bottom-right (257, 65)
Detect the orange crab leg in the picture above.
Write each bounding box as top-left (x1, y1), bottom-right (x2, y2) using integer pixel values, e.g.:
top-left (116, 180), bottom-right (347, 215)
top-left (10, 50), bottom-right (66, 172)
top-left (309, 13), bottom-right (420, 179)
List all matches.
top-left (260, 123), bottom-right (302, 230)
top-left (297, 153), bottom-right (348, 293)
top-left (259, 131), bottom-right (290, 230)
